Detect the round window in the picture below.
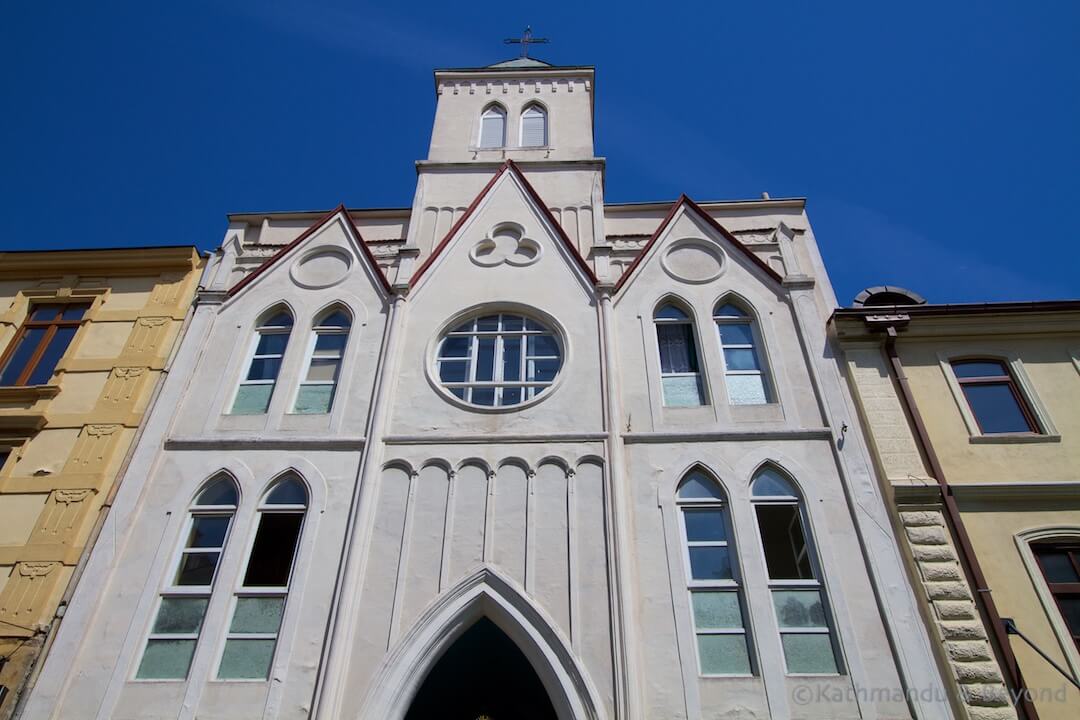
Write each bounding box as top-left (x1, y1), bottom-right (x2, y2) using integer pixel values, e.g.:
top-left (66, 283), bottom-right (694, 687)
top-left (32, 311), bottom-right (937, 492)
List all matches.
top-left (435, 312), bottom-right (562, 408)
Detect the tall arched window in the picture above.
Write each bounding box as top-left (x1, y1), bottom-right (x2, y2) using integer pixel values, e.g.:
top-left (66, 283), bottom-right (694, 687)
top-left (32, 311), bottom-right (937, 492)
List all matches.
top-left (714, 302), bottom-right (771, 405)
top-left (232, 308), bottom-right (293, 415)
top-left (1030, 539), bottom-right (1080, 652)
top-left (751, 467), bottom-right (840, 674)
top-left (520, 104), bottom-right (548, 147)
top-left (478, 105), bottom-right (506, 149)
top-left (677, 470), bottom-right (752, 675)
top-left (217, 475), bottom-right (307, 679)
top-left (136, 475), bottom-right (239, 679)
top-left (293, 308), bottom-right (350, 414)
top-left (655, 303), bottom-right (705, 407)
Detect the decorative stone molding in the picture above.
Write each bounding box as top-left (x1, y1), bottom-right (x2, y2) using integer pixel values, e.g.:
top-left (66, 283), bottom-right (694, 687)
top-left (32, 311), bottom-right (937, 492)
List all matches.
top-left (125, 316), bottom-right (170, 355)
top-left (64, 424), bottom-right (123, 471)
top-left (0, 561), bottom-right (63, 626)
top-left (101, 366), bottom-right (148, 406)
top-left (54, 488), bottom-right (93, 504)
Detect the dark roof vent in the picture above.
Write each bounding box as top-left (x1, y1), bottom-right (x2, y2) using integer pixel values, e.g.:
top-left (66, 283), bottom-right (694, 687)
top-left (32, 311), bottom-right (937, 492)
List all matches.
top-left (852, 285), bottom-right (927, 307)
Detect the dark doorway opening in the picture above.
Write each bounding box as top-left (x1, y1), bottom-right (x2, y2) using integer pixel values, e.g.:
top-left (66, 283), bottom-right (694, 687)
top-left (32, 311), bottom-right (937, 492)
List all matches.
top-left (405, 617), bottom-right (558, 720)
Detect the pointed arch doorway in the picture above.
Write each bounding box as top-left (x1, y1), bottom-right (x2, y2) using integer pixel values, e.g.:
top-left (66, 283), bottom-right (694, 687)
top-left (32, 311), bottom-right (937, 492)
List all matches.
top-left (405, 617), bottom-right (557, 720)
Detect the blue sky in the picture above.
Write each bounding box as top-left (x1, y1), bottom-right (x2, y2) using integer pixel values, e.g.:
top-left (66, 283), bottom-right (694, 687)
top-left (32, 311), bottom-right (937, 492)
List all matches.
top-left (3, 1), bottom-right (1078, 305)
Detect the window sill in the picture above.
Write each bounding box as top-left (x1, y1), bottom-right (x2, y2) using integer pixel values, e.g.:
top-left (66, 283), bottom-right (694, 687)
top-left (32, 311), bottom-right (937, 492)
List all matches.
top-left (969, 433), bottom-right (1061, 445)
top-left (0, 384), bottom-right (61, 402)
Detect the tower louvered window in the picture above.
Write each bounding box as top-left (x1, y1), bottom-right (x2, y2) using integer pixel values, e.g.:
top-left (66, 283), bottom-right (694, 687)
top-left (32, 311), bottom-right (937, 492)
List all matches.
top-left (521, 105), bottom-right (547, 147)
top-left (479, 106), bottom-right (506, 149)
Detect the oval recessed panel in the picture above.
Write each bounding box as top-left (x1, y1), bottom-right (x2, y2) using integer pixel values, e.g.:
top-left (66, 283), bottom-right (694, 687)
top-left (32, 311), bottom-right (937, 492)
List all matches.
top-left (291, 248), bottom-right (352, 288)
top-left (662, 241), bottom-right (725, 284)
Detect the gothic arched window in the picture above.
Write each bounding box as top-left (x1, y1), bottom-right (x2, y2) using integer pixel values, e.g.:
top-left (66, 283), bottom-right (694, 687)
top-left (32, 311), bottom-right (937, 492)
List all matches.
top-left (751, 466), bottom-right (840, 674)
top-left (136, 475), bottom-right (239, 679)
top-left (478, 105), bottom-right (507, 149)
top-left (232, 307), bottom-right (293, 415)
top-left (677, 470), bottom-right (752, 675)
top-left (520, 104), bottom-right (548, 147)
top-left (218, 474), bottom-right (308, 679)
top-left (654, 303), bottom-right (706, 407)
top-left (293, 307), bottom-right (351, 414)
top-left (714, 301), bottom-right (771, 405)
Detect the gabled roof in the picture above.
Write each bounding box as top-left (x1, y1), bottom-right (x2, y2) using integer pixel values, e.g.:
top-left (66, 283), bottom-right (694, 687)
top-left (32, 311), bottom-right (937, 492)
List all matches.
top-left (226, 204), bottom-right (392, 297)
top-left (613, 195), bottom-right (784, 294)
top-left (409, 160), bottom-right (599, 287)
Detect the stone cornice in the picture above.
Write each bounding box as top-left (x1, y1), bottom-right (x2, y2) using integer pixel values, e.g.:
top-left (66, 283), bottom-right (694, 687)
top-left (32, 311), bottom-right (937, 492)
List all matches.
top-left (0, 247), bottom-right (201, 277)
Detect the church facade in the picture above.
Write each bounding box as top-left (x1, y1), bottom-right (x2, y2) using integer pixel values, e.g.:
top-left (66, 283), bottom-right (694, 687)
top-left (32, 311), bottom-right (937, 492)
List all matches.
top-left (23, 58), bottom-right (953, 719)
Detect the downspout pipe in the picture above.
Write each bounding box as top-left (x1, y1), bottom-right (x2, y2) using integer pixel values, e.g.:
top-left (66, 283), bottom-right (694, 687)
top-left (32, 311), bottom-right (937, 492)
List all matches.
top-left (880, 324), bottom-right (1038, 720)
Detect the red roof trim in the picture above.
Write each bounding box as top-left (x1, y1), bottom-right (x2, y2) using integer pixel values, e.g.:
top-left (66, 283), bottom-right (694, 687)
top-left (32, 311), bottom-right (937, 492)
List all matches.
top-left (409, 160), bottom-right (600, 287)
top-left (612, 195), bottom-right (784, 294)
top-left (226, 204), bottom-right (392, 298)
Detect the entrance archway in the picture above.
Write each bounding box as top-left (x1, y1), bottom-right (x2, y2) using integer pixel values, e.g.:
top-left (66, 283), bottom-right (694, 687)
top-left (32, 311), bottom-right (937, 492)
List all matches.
top-left (405, 617), bottom-right (557, 719)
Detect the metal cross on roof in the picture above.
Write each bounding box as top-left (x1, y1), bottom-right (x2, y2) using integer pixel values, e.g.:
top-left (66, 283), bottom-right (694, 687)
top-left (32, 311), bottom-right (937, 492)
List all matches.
top-left (504, 26), bottom-right (549, 58)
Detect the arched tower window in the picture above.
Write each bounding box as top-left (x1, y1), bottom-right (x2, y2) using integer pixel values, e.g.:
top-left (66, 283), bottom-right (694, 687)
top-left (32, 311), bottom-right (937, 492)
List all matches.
top-left (478, 105), bottom-right (507, 149)
top-left (751, 467), bottom-right (840, 674)
top-left (136, 475), bottom-right (239, 679)
top-left (217, 474), bottom-right (308, 679)
top-left (293, 308), bottom-right (351, 414)
top-left (520, 104), bottom-right (548, 147)
top-left (677, 470), bottom-right (752, 675)
top-left (654, 303), bottom-right (706, 407)
top-left (714, 301), bottom-right (771, 405)
top-left (231, 308), bottom-right (293, 415)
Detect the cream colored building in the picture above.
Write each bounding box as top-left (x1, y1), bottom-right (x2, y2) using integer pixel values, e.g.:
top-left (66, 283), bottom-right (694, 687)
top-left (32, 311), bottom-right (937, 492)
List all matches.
top-left (0, 247), bottom-right (203, 717)
top-left (833, 293), bottom-right (1080, 720)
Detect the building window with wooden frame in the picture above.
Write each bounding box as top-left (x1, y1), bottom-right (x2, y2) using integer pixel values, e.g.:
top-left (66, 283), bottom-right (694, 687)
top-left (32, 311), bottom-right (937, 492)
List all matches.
top-left (951, 359), bottom-right (1040, 434)
top-left (0, 303), bottom-right (89, 386)
top-left (1032, 540), bottom-right (1080, 652)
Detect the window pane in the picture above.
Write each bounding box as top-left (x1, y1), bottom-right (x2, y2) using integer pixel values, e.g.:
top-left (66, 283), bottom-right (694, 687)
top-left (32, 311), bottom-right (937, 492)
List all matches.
top-left (723, 348), bottom-right (760, 372)
top-left (246, 357), bottom-right (282, 381)
top-left (152, 597), bottom-right (209, 634)
top-left (137, 639), bottom-right (197, 679)
top-left (527, 358), bottom-right (560, 383)
top-left (751, 470), bottom-right (796, 497)
top-left (662, 375), bottom-right (704, 407)
top-left (698, 634), bottom-right (751, 675)
top-left (0, 327), bottom-right (46, 385)
top-left (30, 305), bottom-right (61, 321)
top-left (175, 552), bottom-right (219, 586)
top-left (522, 114), bottom-right (546, 146)
top-left (218, 638), bottom-right (276, 680)
top-left (655, 305), bottom-right (688, 321)
top-left (714, 303), bottom-right (746, 318)
top-left (727, 375), bottom-right (768, 405)
top-left (501, 387), bottom-right (522, 405)
top-left (657, 324), bottom-right (698, 374)
top-left (527, 335), bottom-right (559, 356)
top-left (502, 337), bottom-right (521, 381)
top-left (688, 546), bottom-right (732, 581)
top-left (255, 333), bottom-right (289, 356)
top-left (294, 385), bottom-right (334, 414)
top-left (717, 322), bottom-right (754, 346)
top-left (230, 597), bottom-right (285, 634)
top-left (773, 590), bottom-right (827, 628)
top-left (439, 360), bottom-right (468, 383)
top-left (196, 478), bottom-right (237, 506)
top-left (317, 310), bottom-right (350, 328)
top-left (692, 591), bottom-right (743, 629)
top-left (476, 338), bottom-right (496, 381)
top-left (26, 327), bottom-right (77, 385)
top-left (1059, 596), bottom-right (1080, 634)
top-left (440, 336), bottom-right (470, 358)
top-left (243, 513), bottom-right (303, 587)
top-left (678, 474), bottom-right (723, 501)
top-left (1036, 552), bottom-right (1080, 583)
top-left (61, 304), bottom-right (88, 321)
top-left (962, 383), bottom-right (1034, 433)
top-left (953, 360), bottom-right (1008, 378)
top-left (232, 384), bottom-right (273, 414)
top-left (305, 358), bottom-right (340, 382)
top-left (476, 315), bottom-right (499, 331)
top-left (755, 504), bottom-right (814, 580)
top-left (682, 508), bottom-right (727, 542)
top-left (479, 114), bottom-right (504, 148)
top-left (262, 312), bottom-right (293, 328)
top-left (781, 634), bottom-right (838, 674)
top-left (502, 315), bottom-right (523, 331)
top-left (313, 333), bottom-right (347, 355)
top-left (266, 478), bottom-right (307, 505)
top-left (187, 516), bottom-right (230, 548)
top-left (472, 387), bottom-right (496, 406)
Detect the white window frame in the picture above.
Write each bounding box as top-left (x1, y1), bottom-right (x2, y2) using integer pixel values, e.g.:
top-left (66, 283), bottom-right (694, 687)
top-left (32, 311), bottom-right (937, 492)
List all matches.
top-left (291, 310), bottom-right (350, 414)
top-left (231, 311), bottom-right (293, 415)
top-left (519, 103), bottom-right (548, 148)
top-left (654, 304), bottom-right (706, 407)
top-left (713, 303), bottom-right (771, 405)
top-left (478, 105), bottom-right (507, 149)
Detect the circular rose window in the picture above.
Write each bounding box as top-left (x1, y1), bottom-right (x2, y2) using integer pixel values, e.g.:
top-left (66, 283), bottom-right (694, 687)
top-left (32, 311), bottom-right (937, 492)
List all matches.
top-left (435, 312), bottom-right (562, 408)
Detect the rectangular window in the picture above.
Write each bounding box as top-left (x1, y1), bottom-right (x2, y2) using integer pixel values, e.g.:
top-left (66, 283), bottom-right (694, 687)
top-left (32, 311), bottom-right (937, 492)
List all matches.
top-left (952, 360), bottom-right (1038, 434)
top-left (1033, 542), bottom-right (1080, 652)
top-left (0, 304), bottom-right (87, 386)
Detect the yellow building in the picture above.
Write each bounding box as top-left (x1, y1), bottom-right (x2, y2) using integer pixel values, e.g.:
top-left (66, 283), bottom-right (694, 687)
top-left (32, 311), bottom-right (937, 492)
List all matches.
top-left (833, 289), bottom-right (1080, 720)
top-left (0, 247), bottom-right (203, 717)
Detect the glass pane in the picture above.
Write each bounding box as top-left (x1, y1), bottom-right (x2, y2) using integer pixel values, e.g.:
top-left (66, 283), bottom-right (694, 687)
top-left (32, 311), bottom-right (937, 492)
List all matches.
top-left (714, 303), bottom-right (747, 318)
top-left (187, 516), bottom-right (230, 548)
top-left (293, 384), bottom-right (334, 414)
top-left (230, 597), bottom-right (285, 634)
top-left (305, 358), bottom-right (340, 382)
top-left (175, 552), bottom-right (219, 586)
top-left (717, 322), bottom-right (754, 346)
top-left (1059, 597), bottom-right (1080, 634)
top-left (682, 508), bottom-right (727, 542)
top-left (678, 473), bottom-right (723, 501)
top-left (439, 360), bottom-right (468, 383)
top-left (962, 383), bottom-right (1034, 433)
top-left (440, 336), bottom-right (470, 358)
top-left (196, 477), bottom-right (237, 506)
top-left (472, 387), bottom-right (496, 406)
top-left (697, 634), bottom-right (751, 675)
top-left (727, 374), bottom-right (768, 405)
top-left (450, 320), bottom-right (473, 334)
top-left (527, 358), bottom-right (560, 383)
top-left (782, 633), bottom-right (838, 674)
top-left (243, 513), bottom-right (303, 587)
top-left (526, 335), bottom-right (559, 357)
top-left (30, 305), bottom-right (61, 321)
top-left (262, 312), bottom-right (292, 328)
top-left (255, 333), bottom-right (289, 356)
top-left (723, 348), bottom-right (760, 372)
top-left (752, 469), bottom-right (796, 497)
top-left (773, 590), bottom-right (827, 628)
top-left (500, 387), bottom-right (521, 405)
top-left (476, 338), bottom-right (496, 381)
top-left (657, 324), bottom-right (698, 374)
top-left (313, 333), bottom-right (347, 355)
top-left (476, 315), bottom-right (499, 331)
top-left (218, 638), bottom-right (276, 680)
top-left (136, 639), bottom-right (196, 679)
top-left (61, 304), bottom-right (88, 321)
top-left (524, 318), bottom-right (545, 331)
top-left (317, 310), bottom-right (350, 328)
top-left (662, 375), bottom-right (704, 407)
top-left (0, 327), bottom-right (46, 385)
top-left (26, 327), bottom-right (77, 385)
top-left (266, 478), bottom-right (307, 505)
top-left (688, 546), bottom-right (732, 581)
top-left (953, 360), bottom-right (1008, 379)
top-left (1036, 551), bottom-right (1080, 583)
top-left (502, 337), bottom-right (521, 381)
top-left (232, 384), bottom-right (273, 415)
top-left (246, 357), bottom-right (282, 381)
top-left (450, 387), bottom-right (466, 400)
top-left (152, 597), bottom-right (209, 634)
top-left (755, 504), bottom-right (814, 580)
top-left (692, 591), bottom-right (743, 629)
top-left (655, 304), bottom-right (688, 321)
top-left (502, 315), bottom-right (524, 331)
